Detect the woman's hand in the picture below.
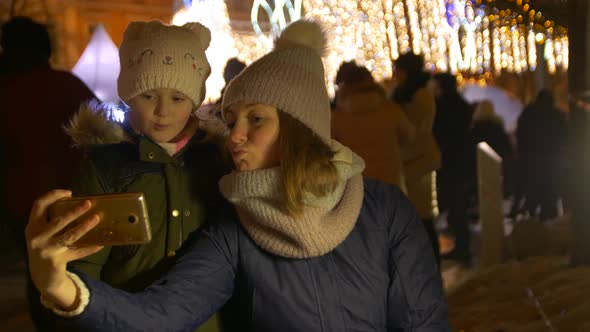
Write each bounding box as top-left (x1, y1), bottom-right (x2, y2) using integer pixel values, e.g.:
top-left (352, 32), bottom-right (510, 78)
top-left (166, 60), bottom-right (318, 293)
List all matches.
top-left (25, 189), bottom-right (103, 309)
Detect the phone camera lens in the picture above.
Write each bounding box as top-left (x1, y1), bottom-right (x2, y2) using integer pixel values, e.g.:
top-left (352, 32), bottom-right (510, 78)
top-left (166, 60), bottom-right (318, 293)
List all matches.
top-left (128, 215), bottom-right (137, 223)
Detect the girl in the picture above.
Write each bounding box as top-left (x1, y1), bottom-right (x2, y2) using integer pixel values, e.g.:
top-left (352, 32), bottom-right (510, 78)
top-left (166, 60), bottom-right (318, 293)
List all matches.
top-left (26, 20), bottom-right (450, 331)
top-left (29, 20), bottom-right (227, 332)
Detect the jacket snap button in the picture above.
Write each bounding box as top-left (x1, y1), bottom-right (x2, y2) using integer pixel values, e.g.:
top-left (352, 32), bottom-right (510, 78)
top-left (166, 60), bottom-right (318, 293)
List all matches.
top-left (172, 209), bottom-right (180, 217)
top-left (184, 210), bottom-right (191, 217)
top-left (167, 250), bottom-right (176, 257)
top-left (147, 152), bottom-right (155, 159)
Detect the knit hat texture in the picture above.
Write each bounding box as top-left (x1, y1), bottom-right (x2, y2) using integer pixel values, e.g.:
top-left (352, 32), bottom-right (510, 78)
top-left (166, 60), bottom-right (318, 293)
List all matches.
top-left (118, 20), bottom-right (211, 106)
top-left (222, 20), bottom-right (331, 144)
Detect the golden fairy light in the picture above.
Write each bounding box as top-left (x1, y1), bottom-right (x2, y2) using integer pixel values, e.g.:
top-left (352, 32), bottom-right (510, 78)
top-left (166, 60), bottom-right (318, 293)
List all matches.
top-left (512, 28), bottom-right (521, 72)
top-left (173, 0), bottom-right (570, 99)
top-left (527, 26), bottom-right (537, 70)
top-left (561, 36), bottom-right (569, 70)
top-left (545, 36), bottom-right (556, 74)
top-left (519, 27), bottom-right (528, 71)
top-left (493, 26), bottom-right (502, 73)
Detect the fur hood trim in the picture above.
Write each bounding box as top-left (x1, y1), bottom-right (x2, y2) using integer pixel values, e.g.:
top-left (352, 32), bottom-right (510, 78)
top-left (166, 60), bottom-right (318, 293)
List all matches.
top-left (64, 100), bottom-right (130, 147)
top-left (64, 100), bottom-right (229, 148)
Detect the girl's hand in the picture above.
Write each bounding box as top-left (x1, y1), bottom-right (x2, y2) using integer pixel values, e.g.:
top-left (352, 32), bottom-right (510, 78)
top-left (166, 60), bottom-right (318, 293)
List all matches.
top-left (25, 190), bottom-right (103, 306)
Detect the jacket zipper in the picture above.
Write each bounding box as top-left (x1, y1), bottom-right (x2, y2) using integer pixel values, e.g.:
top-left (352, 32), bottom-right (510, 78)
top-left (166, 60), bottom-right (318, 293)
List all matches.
top-left (306, 260), bottom-right (326, 331)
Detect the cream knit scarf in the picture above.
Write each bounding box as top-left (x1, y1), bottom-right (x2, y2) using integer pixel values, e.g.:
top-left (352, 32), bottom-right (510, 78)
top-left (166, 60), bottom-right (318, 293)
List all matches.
top-left (219, 141), bottom-right (366, 258)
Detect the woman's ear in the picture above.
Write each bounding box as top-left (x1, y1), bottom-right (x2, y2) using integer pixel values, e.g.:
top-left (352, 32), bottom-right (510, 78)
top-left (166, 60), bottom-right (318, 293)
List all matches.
top-left (182, 22), bottom-right (211, 51)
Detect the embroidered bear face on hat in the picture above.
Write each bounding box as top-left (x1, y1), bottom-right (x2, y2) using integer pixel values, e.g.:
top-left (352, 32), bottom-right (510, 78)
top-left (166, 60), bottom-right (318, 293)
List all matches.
top-left (117, 20), bottom-right (212, 107)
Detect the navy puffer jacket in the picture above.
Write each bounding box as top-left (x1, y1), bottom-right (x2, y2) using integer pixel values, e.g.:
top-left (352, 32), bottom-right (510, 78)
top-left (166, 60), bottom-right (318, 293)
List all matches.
top-left (58, 179), bottom-right (450, 331)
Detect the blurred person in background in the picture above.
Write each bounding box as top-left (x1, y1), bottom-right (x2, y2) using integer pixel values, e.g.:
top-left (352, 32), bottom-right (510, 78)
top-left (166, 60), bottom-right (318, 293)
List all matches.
top-left (391, 52), bottom-right (442, 266)
top-left (431, 73), bottom-right (472, 264)
top-left (515, 90), bottom-right (567, 221)
top-left (467, 100), bottom-right (514, 217)
top-left (333, 62), bottom-right (415, 191)
top-left (0, 16), bottom-right (95, 253)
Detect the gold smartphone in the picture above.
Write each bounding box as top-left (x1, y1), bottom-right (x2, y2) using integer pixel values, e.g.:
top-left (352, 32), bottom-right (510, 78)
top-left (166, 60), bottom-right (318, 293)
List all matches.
top-left (48, 192), bottom-right (151, 246)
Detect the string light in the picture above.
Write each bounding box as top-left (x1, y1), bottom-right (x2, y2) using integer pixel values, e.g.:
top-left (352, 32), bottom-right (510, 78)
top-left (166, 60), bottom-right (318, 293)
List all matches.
top-left (527, 25), bottom-right (537, 70)
top-left (554, 38), bottom-right (563, 68)
top-left (416, 0), bottom-right (432, 67)
top-left (384, 0), bottom-right (399, 62)
top-left (433, 0), bottom-right (449, 71)
top-left (232, 33), bottom-right (273, 65)
top-left (493, 26), bottom-right (502, 73)
top-left (544, 35), bottom-right (556, 74)
top-left (394, 0), bottom-right (411, 54)
top-left (466, 1), bottom-right (479, 73)
top-left (405, 0), bottom-right (422, 54)
top-left (561, 36), bottom-right (569, 70)
top-left (476, 28), bottom-right (484, 74)
top-left (519, 26), bottom-right (528, 71)
top-left (482, 16), bottom-right (491, 72)
top-left (506, 33), bottom-right (514, 71)
top-left (512, 27), bottom-right (521, 72)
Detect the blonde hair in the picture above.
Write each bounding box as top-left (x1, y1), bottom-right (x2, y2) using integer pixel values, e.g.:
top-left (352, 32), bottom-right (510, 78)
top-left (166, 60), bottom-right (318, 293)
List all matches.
top-left (278, 111), bottom-right (339, 216)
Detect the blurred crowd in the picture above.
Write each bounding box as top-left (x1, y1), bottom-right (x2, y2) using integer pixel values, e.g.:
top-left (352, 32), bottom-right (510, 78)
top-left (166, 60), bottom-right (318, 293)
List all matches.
top-left (329, 54), bottom-right (570, 266)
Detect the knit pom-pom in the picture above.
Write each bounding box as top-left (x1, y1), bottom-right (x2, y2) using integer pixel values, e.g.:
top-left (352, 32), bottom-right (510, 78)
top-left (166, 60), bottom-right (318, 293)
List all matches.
top-left (273, 20), bottom-right (327, 57)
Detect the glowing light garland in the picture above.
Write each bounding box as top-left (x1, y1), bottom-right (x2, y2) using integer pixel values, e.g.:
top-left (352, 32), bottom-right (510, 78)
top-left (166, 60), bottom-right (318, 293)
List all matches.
top-left (300, 0), bottom-right (567, 90)
top-left (173, 0), bottom-right (568, 100)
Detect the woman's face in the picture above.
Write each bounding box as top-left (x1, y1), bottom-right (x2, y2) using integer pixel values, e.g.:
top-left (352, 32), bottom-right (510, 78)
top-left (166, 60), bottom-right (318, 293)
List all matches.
top-left (127, 88), bottom-right (194, 143)
top-left (224, 102), bottom-right (280, 172)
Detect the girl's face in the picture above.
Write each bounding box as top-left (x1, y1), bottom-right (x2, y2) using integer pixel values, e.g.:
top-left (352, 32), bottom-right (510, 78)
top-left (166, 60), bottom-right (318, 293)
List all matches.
top-left (127, 88), bottom-right (194, 143)
top-left (224, 102), bottom-right (280, 172)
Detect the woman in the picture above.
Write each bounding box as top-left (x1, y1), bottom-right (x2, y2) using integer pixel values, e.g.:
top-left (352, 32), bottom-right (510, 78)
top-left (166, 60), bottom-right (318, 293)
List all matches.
top-left (31, 20), bottom-right (227, 332)
top-left (26, 20), bottom-right (450, 331)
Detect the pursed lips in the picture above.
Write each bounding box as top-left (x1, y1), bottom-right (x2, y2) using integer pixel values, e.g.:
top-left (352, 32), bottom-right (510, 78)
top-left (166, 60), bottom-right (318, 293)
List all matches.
top-left (231, 148), bottom-right (247, 159)
top-left (153, 123), bottom-right (171, 130)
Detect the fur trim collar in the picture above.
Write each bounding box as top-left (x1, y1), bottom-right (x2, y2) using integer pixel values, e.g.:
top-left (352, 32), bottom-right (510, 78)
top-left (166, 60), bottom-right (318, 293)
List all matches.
top-left (64, 100), bottom-right (130, 147)
top-left (64, 100), bottom-right (229, 147)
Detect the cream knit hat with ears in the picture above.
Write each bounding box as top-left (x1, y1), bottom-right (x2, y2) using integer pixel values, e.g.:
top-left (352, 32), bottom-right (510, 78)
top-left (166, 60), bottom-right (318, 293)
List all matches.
top-left (117, 20), bottom-right (211, 107)
top-left (222, 20), bottom-right (331, 144)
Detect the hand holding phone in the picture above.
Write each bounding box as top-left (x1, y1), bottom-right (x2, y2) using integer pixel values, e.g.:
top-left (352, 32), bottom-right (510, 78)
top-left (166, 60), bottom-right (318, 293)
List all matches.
top-left (48, 192), bottom-right (151, 247)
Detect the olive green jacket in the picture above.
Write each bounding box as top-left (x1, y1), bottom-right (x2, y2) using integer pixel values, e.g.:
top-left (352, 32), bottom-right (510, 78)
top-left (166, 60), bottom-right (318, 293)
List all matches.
top-left (65, 102), bottom-right (229, 331)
